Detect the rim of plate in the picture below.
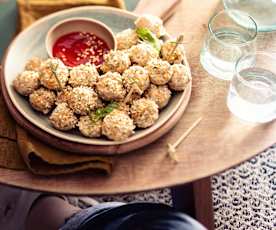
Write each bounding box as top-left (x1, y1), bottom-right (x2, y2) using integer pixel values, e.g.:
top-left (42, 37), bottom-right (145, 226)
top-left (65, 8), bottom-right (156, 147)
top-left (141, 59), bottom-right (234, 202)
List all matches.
top-left (3, 6), bottom-right (188, 145)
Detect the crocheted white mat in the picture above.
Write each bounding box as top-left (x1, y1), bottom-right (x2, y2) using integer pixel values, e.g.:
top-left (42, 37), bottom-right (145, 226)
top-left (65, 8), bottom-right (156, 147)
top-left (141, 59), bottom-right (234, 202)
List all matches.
top-left (212, 145), bottom-right (276, 230)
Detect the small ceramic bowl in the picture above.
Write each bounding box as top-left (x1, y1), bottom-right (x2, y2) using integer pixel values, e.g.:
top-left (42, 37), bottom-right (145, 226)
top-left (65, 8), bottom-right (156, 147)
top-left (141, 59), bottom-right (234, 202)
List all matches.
top-left (45, 17), bottom-right (117, 61)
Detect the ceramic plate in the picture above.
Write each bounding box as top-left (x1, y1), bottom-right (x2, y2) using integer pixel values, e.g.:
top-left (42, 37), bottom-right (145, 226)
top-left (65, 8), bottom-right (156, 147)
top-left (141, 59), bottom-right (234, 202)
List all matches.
top-left (3, 6), bottom-right (190, 145)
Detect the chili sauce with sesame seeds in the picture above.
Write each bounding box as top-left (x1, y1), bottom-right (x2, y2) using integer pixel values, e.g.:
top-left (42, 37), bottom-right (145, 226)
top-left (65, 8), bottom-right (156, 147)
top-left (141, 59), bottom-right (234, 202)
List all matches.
top-left (52, 32), bottom-right (110, 67)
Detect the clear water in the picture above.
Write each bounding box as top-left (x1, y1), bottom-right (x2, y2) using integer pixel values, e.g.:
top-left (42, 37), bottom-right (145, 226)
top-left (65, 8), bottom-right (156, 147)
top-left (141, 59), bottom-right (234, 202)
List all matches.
top-left (227, 67), bottom-right (276, 123)
top-left (200, 27), bottom-right (254, 80)
top-left (224, 0), bottom-right (276, 31)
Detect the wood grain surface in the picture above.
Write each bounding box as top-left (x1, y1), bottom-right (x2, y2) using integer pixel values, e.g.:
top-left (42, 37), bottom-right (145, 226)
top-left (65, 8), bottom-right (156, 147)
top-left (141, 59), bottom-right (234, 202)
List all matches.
top-left (0, 0), bottom-right (276, 195)
top-left (134, 0), bottom-right (181, 22)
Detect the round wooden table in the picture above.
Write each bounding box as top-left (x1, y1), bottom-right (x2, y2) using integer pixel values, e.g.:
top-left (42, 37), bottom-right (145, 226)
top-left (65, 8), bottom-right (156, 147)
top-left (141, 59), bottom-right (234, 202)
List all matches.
top-left (1, 0), bottom-right (276, 194)
top-left (1, 1), bottom-right (276, 229)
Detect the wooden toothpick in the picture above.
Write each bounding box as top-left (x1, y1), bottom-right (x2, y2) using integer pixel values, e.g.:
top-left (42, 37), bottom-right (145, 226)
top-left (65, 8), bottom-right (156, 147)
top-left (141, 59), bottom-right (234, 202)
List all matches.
top-left (169, 34), bottom-right (185, 59)
top-left (167, 117), bottom-right (202, 162)
top-left (123, 81), bottom-right (142, 104)
top-left (124, 87), bottom-right (135, 104)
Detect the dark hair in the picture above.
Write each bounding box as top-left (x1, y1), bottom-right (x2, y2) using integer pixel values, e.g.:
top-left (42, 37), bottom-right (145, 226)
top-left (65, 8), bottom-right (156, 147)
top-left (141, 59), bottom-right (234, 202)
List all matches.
top-left (117, 210), bottom-right (206, 230)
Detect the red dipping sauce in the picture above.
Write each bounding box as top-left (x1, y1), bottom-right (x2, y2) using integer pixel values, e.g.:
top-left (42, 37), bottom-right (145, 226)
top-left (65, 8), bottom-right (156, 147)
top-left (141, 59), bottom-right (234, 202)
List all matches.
top-left (53, 32), bottom-right (110, 67)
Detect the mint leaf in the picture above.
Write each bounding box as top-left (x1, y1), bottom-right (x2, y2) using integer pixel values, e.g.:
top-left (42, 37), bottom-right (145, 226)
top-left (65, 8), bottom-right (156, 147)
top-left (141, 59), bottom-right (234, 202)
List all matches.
top-left (89, 102), bottom-right (118, 124)
top-left (136, 28), bottom-right (161, 52)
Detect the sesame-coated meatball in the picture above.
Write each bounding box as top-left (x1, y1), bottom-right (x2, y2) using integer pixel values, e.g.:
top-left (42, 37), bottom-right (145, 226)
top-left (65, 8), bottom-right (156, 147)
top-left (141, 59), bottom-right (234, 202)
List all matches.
top-left (67, 86), bottom-right (99, 115)
top-left (102, 112), bottom-right (135, 141)
top-left (101, 50), bottom-right (131, 73)
top-left (169, 64), bottom-right (191, 91)
top-left (40, 58), bottom-right (69, 90)
top-left (69, 63), bottom-right (99, 87)
top-left (116, 29), bottom-right (139, 50)
top-left (95, 97), bottom-right (105, 109)
top-left (146, 58), bottom-right (172, 85)
top-left (78, 116), bottom-right (102, 138)
top-left (96, 72), bottom-right (126, 101)
top-left (135, 14), bottom-right (165, 38)
top-left (112, 102), bottom-right (130, 115)
top-left (24, 57), bottom-right (42, 72)
top-left (129, 43), bottom-right (159, 66)
top-left (29, 88), bottom-right (56, 114)
top-left (49, 103), bottom-right (78, 131)
top-left (161, 40), bottom-right (185, 64)
top-left (126, 93), bottom-right (141, 104)
top-left (13, 70), bottom-right (40, 96)
top-left (56, 86), bottom-right (72, 104)
top-left (130, 98), bottom-right (159, 128)
top-left (123, 66), bottom-right (150, 95)
top-left (145, 84), bottom-right (171, 109)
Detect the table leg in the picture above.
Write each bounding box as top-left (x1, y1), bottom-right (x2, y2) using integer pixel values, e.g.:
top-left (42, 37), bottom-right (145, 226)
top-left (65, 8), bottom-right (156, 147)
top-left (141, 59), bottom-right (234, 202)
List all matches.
top-left (171, 176), bottom-right (214, 230)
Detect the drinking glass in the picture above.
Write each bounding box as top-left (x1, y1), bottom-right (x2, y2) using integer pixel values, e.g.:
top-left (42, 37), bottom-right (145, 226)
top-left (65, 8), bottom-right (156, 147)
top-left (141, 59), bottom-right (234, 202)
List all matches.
top-left (223, 0), bottom-right (276, 32)
top-left (200, 9), bottom-right (257, 80)
top-left (227, 52), bottom-right (276, 123)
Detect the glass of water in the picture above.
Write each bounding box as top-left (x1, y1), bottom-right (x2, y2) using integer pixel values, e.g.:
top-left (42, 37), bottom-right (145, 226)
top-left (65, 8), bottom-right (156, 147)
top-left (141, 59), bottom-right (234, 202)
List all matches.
top-left (200, 9), bottom-right (257, 80)
top-left (227, 52), bottom-right (276, 123)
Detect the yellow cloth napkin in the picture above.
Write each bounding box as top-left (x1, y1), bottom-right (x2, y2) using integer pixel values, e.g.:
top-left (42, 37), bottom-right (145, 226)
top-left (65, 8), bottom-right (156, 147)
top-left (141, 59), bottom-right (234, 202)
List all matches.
top-left (17, 0), bottom-right (126, 29)
top-left (16, 127), bottom-right (113, 175)
top-left (0, 86), bottom-right (113, 175)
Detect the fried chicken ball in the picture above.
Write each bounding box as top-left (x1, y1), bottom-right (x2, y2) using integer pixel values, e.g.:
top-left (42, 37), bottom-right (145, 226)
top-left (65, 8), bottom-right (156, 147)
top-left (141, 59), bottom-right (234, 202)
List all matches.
top-left (146, 58), bottom-right (172, 85)
top-left (169, 64), bottom-right (191, 91)
top-left (122, 66), bottom-right (150, 95)
top-left (130, 98), bottom-right (159, 128)
top-left (67, 86), bottom-right (99, 115)
top-left (69, 63), bottom-right (99, 87)
top-left (29, 88), bottom-right (56, 114)
top-left (112, 102), bottom-right (130, 115)
top-left (56, 86), bottom-right (72, 104)
top-left (125, 93), bottom-right (141, 104)
top-left (135, 14), bottom-right (165, 38)
top-left (24, 57), bottom-right (42, 72)
top-left (129, 43), bottom-right (159, 66)
top-left (116, 28), bottom-right (139, 50)
top-left (49, 103), bottom-right (78, 131)
top-left (102, 112), bottom-right (135, 141)
top-left (161, 40), bottom-right (186, 64)
top-left (101, 50), bottom-right (131, 73)
top-left (13, 70), bottom-right (40, 96)
top-left (96, 72), bottom-right (126, 101)
top-left (145, 84), bottom-right (171, 109)
top-left (78, 116), bottom-right (102, 138)
top-left (40, 58), bottom-right (69, 90)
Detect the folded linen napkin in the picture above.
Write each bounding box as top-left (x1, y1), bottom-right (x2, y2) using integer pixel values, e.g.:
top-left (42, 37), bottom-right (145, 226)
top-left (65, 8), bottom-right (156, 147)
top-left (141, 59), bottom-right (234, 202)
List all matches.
top-left (17, 0), bottom-right (125, 29)
top-left (0, 86), bottom-right (113, 175)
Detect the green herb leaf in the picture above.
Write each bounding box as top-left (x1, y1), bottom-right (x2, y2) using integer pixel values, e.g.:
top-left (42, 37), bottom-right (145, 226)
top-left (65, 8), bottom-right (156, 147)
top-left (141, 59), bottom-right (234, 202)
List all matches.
top-left (136, 28), bottom-right (161, 52)
top-left (89, 102), bottom-right (118, 124)
top-left (105, 107), bottom-right (113, 113)
top-left (128, 77), bottom-right (139, 85)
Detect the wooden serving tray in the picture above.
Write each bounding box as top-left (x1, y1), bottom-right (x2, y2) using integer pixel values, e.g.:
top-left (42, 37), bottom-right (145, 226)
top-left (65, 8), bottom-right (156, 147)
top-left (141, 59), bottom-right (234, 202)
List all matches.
top-left (1, 68), bottom-right (191, 154)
